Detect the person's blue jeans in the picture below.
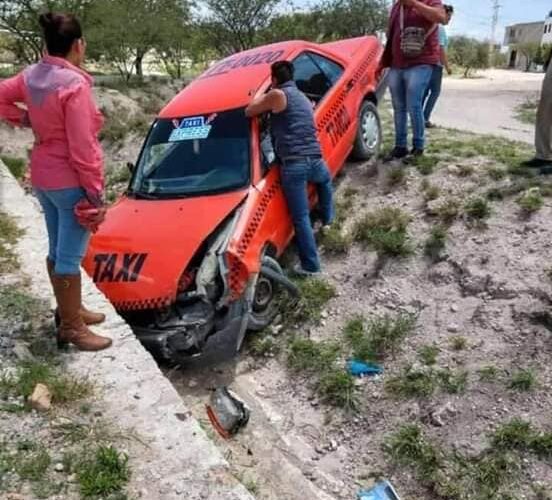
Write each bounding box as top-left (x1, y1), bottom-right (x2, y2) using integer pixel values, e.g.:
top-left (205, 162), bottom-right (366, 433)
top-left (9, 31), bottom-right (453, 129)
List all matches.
top-left (388, 65), bottom-right (434, 150)
top-left (281, 157), bottom-right (334, 272)
top-left (423, 65), bottom-right (444, 123)
top-left (35, 187), bottom-right (90, 275)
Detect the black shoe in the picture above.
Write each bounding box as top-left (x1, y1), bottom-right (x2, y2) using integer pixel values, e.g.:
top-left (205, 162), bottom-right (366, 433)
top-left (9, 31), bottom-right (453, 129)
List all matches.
top-left (539, 165), bottom-right (552, 175)
top-left (521, 157), bottom-right (552, 169)
top-left (425, 121), bottom-right (435, 128)
top-left (383, 146), bottom-right (409, 163)
top-left (402, 148), bottom-right (424, 164)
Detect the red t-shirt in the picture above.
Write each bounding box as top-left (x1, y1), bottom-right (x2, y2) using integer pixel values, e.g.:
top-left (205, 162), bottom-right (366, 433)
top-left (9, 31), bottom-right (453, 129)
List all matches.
top-left (385, 0), bottom-right (443, 69)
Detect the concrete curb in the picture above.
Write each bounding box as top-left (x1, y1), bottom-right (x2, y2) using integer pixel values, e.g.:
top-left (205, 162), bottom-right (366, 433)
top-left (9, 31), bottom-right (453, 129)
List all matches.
top-left (0, 162), bottom-right (256, 500)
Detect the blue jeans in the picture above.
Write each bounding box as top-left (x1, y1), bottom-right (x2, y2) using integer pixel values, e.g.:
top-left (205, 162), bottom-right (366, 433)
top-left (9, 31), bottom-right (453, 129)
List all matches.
top-left (388, 65), bottom-right (434, 150)
top-left (281, 157), bottom-right (334, 272)
top-left (423, 65), bottom-right (444, 123)
top-left (35, 187), bottom-right (90, 275)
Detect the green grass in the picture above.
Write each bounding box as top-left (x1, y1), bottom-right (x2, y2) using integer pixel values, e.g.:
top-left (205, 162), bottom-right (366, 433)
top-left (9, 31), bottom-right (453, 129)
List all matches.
top-left (450, 335), bottom-right (468, 351)
top-left (430, 197), bottom-right (461, 224)
top-left (385, 366), bottom-right (468, 398)
top-left (249, 334), bottom-right (277, 357)
top-left (318, 224), bottom-right (352, 255)
top-left (492, 419), bottom-right (552, 458)
top-left (437, 368), bottom-right (468, 394)
top-left (514, 97), bottom-right (538, 125)
top-left (517, 187), bottom-right (544, 215)
top-left (418, 345), bottom-right (439, 365)
top-left (384, 424), bottom-right (523, 499)
top-left (0, 211), bottom-right (24, 272)
top-left (317, 368), bottom-right (358, 409)
top-left (344, 312), bottom-right (417, 362)
top-left (1, 154), bottom-right (26, 180)
top-left (0, 286), bottom-right (45, 325)
top-left (289, 277), bottom-right (336, 324)
top-left (487, 165), bottom-right (508, 180)
top-left (14, 440), bottom-right (51, 481)
top-left (409, 154), bottom-right (440, 173)
top-left (455, 164), bottom-right (475, 177)
top-left (77, 445), bottom-right (130, 497)
top-left (385, 166), bottom-right (407, 189)
top-left (288, 338), bottom-right (340, 372)
top-left (287, 337), bottom-right (357, 410)
top-left (421, 183), bottom-right (441, 202)
top-left (478, 366), bottom-right (500, 382)
top-left (464, 197), bottom-right (491, 220)
top-left (385, 366), bottom-right (437, 398)
top-left (508, 369), bottom-right (537, 392)
top-left (353, 207), bottom-right (413, 257)
top-left (423, 225), bottom-right (447, 261)
top-left (0, 360), bottom-right (93, 407)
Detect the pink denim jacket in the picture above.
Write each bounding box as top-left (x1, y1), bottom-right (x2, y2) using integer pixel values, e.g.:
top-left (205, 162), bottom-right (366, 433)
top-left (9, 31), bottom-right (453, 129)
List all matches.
top-left (0, 55), bottom-right (104, 205)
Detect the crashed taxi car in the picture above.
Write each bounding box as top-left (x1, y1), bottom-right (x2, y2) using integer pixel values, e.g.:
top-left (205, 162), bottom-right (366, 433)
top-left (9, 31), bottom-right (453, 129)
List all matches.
top-left (83, 37), bottom-right (384, 364)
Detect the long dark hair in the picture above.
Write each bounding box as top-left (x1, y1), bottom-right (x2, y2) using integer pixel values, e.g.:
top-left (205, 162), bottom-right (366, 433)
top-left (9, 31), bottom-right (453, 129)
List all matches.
top-left (38, 12), bottom-right (82, 57)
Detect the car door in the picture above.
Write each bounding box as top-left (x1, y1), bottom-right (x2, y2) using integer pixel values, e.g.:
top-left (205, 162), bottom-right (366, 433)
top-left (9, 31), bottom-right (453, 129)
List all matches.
top-left (291, 51), bottom-right (353, 176)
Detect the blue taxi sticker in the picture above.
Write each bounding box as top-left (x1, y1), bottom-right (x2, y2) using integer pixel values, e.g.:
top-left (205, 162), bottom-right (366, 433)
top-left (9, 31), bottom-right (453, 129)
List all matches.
top-left (169, 116), bottom-right (212, 142)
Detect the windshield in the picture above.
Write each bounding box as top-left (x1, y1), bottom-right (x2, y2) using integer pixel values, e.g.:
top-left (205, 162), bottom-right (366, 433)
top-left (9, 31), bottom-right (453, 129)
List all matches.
top-left (130, 108), bottom-right (250, 198)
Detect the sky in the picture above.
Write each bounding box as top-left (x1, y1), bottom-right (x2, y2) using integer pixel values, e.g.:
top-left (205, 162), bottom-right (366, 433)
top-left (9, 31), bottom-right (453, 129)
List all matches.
top-left (296, 0), bottom-right (552, 42)
top-left (445, 0), bottom-right (552, 41)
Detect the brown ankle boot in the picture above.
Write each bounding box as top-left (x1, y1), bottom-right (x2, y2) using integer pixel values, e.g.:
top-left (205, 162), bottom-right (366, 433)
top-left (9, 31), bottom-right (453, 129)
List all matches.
top-left (52, 274), bottom-right (112, 352)
top-left (46, 258), bottom-right (106, 326)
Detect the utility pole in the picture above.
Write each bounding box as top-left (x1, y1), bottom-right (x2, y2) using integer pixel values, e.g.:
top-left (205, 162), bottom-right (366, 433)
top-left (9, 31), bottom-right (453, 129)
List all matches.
top-left (490, 0), bottom-right (501, 66)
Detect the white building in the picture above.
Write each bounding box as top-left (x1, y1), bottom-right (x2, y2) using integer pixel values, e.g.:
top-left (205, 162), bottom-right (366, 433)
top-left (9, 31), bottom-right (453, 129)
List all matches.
top-left (505, 10), bottom-right (552, 70)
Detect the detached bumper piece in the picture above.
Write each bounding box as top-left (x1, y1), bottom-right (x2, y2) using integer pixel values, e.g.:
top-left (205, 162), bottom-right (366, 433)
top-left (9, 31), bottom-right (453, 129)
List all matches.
top-left (206, 387), bottom-right (250, 439)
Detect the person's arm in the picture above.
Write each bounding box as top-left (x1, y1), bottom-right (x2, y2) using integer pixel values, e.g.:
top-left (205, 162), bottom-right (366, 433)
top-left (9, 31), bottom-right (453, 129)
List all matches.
top-left (401, 0), bottom-right (447, 24)
top-left (441, 47), bottom-right (451, 74)
top-left (0, 73), bottom-right (30, 128)
top-left (245, 89), bottom-right (286, 117)
top-left (64, 83), bottom-right (105, 207)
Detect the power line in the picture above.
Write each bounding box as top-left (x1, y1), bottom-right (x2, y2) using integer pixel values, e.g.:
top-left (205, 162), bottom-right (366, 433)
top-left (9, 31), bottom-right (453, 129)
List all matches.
top-left (489, 0), bottom-right (501, 64)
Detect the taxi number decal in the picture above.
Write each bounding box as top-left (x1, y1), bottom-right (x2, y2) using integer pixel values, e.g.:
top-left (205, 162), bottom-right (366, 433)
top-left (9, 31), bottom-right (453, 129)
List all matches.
top-left (199, 49), bottom-right (285, 80)
top-left (93, 253), bottom-right (148, 283)
top-left (326, 106), bottom-right (352, 147)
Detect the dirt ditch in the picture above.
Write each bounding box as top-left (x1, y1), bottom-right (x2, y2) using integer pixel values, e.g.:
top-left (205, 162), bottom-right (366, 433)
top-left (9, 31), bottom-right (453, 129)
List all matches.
top-left (166, 131), bottom-right (552, 500)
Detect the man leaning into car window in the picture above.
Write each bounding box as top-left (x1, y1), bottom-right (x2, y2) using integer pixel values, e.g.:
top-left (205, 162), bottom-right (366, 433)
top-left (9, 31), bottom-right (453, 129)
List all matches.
top-left (245, 61), bottom-right (334, 276)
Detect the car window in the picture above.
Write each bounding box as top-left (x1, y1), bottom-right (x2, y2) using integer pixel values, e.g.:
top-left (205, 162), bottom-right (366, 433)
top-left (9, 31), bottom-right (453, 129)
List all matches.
top-left (292, 53), bottom-right (332, 102)
top-left (130, 108), bottom-right (250, 198)
top-left (258, 114), bottom-right (276, 176)
top-left (308, 53), bottom-right (344, 85)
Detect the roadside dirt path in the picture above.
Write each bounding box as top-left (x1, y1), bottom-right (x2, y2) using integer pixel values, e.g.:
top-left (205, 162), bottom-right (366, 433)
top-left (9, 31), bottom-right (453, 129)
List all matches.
top-left (430, 69), bottom-right (542, 144)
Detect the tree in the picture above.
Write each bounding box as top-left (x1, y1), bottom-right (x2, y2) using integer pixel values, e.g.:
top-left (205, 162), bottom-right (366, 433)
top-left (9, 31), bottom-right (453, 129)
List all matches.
top-left (87, 0), bottom-right (191, 80)
top-left (201, 0), bottom-right (282, 55)
top-left (0, 0), bottom-right (93, 63)
top-left (448, 36), bottom-right (489, 78)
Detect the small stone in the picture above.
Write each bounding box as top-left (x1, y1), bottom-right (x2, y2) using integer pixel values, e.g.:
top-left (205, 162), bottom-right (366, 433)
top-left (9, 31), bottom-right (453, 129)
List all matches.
top-left (54, 463), bottom-right (64, 472)
top-left (273, 324), bottom-right (284, 335)
top-left (13, 342), bottom-right (35, 362)
top-left (450, 304), bottom-right (459, 313)
top-left (447, 323), bottom-right (459, 333)
top-left (68, 474), bottom-right (77, 483)
top-left (188, 379), bottom-right (198, 388)
top-left (30, 383), bottom-right (51, 412)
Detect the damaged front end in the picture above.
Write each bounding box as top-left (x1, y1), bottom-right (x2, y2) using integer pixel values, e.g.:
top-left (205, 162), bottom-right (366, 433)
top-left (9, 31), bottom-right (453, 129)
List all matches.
top-left (123, 210), bottom-right (252, 365)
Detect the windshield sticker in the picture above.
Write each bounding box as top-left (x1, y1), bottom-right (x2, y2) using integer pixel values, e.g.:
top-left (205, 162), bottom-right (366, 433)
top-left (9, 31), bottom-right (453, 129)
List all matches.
top-left (169, 116), bottom-right (212, 142)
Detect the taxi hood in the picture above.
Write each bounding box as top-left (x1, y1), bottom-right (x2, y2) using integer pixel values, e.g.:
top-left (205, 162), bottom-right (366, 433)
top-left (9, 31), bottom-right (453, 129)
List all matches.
top-left (82, 190), bottom-right (248, 310)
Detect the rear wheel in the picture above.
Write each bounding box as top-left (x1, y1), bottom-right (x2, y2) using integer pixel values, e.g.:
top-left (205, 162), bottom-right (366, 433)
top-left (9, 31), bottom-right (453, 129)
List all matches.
top-left (351, 100), bottom-right (382, 161)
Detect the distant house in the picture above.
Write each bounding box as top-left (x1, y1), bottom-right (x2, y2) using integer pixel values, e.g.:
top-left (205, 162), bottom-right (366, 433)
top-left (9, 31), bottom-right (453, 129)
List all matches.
top-left (505, 11), bottom-right (552, 70)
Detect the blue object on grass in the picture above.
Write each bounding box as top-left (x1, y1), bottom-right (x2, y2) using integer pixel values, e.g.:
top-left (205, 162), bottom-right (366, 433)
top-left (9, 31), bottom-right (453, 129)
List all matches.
top-left (347, 360), bottom-right (383, 377)
top-left (358, 480), bottom-right (401, 500)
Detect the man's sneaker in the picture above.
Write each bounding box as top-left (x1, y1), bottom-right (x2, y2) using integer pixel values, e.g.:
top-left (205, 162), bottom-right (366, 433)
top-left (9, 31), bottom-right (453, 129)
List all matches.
top-left (521, 157), bottom-right (552, 169)
top-left (382, 146), bottom-right (409, 163)
top-left (425, 121), bottom-right (436, 129)
top-left (292, 263), bottom-right (321, 278)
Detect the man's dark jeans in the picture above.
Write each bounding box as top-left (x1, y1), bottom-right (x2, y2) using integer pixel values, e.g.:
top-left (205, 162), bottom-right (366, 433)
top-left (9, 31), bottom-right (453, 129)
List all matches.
top-left (423, 65), bottom-right (444, 123)
top-left (281, 157), bottom-right (334, 272)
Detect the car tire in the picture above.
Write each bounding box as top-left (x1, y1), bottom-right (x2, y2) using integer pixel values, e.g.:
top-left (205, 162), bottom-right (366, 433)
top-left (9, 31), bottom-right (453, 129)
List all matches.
top-left (247, 257), bottom-right (281, 332)
top-left (351, 100), bottom-right (382, 161)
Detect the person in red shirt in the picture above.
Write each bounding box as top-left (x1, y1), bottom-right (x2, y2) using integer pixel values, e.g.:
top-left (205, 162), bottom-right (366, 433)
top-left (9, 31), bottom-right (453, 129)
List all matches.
top-left (379, 0), bottom-right (446, 162)
top-left (0, 13), bottom-right (111, 351)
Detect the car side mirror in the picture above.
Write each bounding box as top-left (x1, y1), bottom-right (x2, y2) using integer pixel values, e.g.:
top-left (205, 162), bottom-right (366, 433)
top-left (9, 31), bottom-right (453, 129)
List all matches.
top-left (126, 162), bottom-right (135, 173)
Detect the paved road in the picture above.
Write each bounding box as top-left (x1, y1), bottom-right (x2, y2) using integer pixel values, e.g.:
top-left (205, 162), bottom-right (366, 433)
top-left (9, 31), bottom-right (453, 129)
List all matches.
top-left (429, 69), bottom-right (543, 144)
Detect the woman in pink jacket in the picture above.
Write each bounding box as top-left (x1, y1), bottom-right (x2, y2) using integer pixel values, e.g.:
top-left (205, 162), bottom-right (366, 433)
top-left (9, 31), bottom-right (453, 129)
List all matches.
top-left (0, 12), bottom-right (111, 351)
